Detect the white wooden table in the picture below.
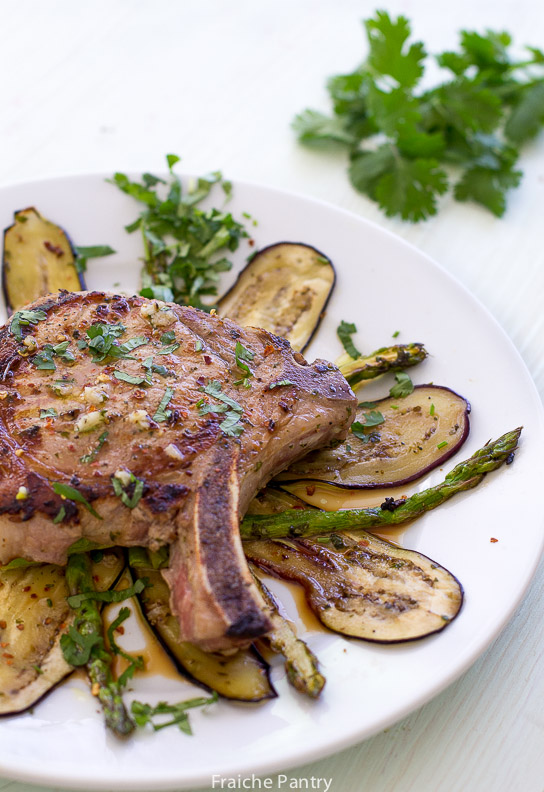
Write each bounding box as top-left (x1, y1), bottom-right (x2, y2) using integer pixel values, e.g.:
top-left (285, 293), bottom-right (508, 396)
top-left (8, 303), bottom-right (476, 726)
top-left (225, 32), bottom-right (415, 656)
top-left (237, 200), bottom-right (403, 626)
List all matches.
top-left (0, 1), bottom-right (543, 790)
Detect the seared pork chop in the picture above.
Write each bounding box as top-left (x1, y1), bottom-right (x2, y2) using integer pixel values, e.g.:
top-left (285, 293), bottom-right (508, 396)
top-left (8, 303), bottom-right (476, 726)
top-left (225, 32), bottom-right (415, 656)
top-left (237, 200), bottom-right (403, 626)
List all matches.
top-left (0, 291), bottom-right (355, 649)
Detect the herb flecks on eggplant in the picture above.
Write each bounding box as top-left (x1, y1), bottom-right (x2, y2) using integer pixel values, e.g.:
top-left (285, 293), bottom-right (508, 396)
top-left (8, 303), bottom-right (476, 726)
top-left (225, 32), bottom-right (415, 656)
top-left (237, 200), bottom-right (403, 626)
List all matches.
top-left (276, 386), bottom-right (470, 489)
top-left (131, 564), bottom-right (276, 702)
top-left (245, 533), bottom-right (463, 642)
top-left (218, 242), bottom-right (335, 352)
top-left (0, 549), bottom-right (124, 716)
top-left (3, 208), bottom-right (84, 313)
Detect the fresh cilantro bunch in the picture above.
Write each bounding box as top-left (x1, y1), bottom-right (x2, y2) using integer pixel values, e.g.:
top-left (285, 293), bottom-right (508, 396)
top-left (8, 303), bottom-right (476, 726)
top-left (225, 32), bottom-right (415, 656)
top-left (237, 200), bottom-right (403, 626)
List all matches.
top-left (110, 155), bottom-right (248, 309)
top-left (293, 11), bottom-right (544, 221)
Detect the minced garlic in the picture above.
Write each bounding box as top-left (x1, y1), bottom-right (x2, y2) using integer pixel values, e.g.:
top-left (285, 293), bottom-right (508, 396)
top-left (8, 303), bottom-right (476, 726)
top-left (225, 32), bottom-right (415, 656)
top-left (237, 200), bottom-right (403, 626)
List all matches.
top-left (140, 301), bottom-right (176, 328)
top-left (164, 443), bottom-right (183, 461)
top-left (127, 410), bottom-right (151, 431)
top-left (113, 469), bottom-right (132, 487)
top-left (75, 411), bottom-right (106, 433)
top-left (81, 386), bottom-right (109, 405)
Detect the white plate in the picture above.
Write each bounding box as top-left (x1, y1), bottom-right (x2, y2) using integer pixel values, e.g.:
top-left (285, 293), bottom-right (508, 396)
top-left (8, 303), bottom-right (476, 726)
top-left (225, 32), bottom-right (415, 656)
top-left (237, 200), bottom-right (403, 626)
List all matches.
top-left (0, 174), bottom-right (542, 791)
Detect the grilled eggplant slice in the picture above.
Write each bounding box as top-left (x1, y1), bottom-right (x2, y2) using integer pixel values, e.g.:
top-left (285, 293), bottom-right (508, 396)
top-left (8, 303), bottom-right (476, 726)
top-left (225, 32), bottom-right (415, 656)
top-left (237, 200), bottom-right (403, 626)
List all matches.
top-left (132, 566), bottom-right (276, 702)
top-left (0, 549), bottom-right (124, 715)
top-left (276, 385), bottom-right (470, 488)
top-left (252, 571), bottom-right (325, 698)
top-left (3, 207), bottom-right (84, 313)
top-left (245, 534), bottom-right (463, 642)
top-left (218, 242), bottom-right (335, 352)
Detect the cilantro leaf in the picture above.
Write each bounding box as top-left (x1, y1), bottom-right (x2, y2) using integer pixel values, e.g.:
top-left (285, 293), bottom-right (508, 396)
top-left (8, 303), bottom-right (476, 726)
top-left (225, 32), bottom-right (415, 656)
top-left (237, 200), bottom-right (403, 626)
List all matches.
top-left (52, 482), bottom-right (102, 520)
top-left (364, 12), bottom-right (426, 89)
top-left (454, 163), bottom-right (522, 216)
top-left (235, 341), bottom-right (255, 380)
top-left (337, 320), bottom-right (361, 359)
top-left (153, 386), bottom-right (174, 422)
top-left (66, 579), bottom-right (146, 609)
top-left (112, 472), bottom-right (145, 509)
top-left (291, 109), bottom-right (358, 147)
top-left (131, 692), bottom-right (218, 733)
top-left (350, 146), bottom-right (448, 222)
top-left (74, 245), bottom-right (115, 274)
top-left (505, 81), bottom-right (544, 144)
top-left (389, 371), bottom-right (414, 398)
top-left (10, 309), bottom-right (47, 341)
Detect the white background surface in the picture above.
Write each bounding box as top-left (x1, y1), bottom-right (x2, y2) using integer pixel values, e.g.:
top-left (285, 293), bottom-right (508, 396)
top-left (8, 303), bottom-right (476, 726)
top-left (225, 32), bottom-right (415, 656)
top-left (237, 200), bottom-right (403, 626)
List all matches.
top-left (0, 1), bottom-right (542, 791)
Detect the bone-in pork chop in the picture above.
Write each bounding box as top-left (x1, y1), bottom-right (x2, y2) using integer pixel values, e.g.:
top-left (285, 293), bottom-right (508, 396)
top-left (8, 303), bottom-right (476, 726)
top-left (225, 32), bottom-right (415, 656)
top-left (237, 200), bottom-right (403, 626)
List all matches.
top-left (0, 291), bottom-right (356, 649)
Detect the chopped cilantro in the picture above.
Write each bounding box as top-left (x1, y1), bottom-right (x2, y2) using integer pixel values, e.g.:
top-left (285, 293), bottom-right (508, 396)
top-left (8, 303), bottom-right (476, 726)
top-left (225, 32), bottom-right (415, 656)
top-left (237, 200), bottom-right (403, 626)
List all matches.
top-left (80, 431), bottom-right (109, 464)
top-left (40, 407), bottom-right (57, 419)
top-left (234, 341), bottom-right (255, 380)
top-left (74, 244), bottom-right (116, 274)
top-left (269, 380), bottom-right (295, 389)
top-left (430, 403), bottom-right (435, 416)
top-left (153, 386), bottom-right (174, 422)
top-left (52, 482), bottom-right (102, 520)
top-left (112, 471), bottom-right (145, 509)
top-left (389, 371), bottom-right (414, 398)
top-left (337, 320), bottom-right (361, 359)
top-left (106, 607), bottom-right (144, 687)
top-left (109, 155), bottom-right (250, 311)
top-left (199, 380), bottom-right (244, 437)
top-left (131, 692), bottom-right (218, 734)
top-left (10, 309), bottom-right (47, 342)
top-left (113, 370), bottom-right (146, 386)
top-left (66, 578), bottom-right (146, 609)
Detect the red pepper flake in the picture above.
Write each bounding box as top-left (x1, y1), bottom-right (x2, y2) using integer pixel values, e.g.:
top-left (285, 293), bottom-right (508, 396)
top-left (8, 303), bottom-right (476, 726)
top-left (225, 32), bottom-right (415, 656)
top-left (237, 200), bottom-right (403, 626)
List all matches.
top-left (203, 355), bottom-right (212, 365)
top-left (248, 239), bottom-right (255, 247)
top-left (5, 659), bottom-right (13, 666)
top-left (490, 537), bottom-right (499, 543)
top-left (263, 344), bottom-right (275, 358)
top-left (359, 539), bottom-right (370, 547)
top-left (44, 618), bottom-right (53, 625)
top-left (0, 621), bottom-right (6, 630)
top-left (115, 625), bottom-right (125, 635)
top-left (0, 642), bottom-right (9, 648)
top-left (68, 443), bottom-right (75, 452)
top-left (2, 652), bottom-right (14, 659)
top-left (22, 586), bottom-right (31, 592)
top-left (16, 624), bottom-right (25, 631)
top-left (306, 485), bottom-right (316, 496)
top-left (30, 593), bottom-right (38, 599)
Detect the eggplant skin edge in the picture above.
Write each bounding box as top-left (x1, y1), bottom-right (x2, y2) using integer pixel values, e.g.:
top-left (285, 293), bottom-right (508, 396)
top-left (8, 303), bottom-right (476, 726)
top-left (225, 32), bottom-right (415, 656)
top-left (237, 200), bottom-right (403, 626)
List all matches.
top-left (133, 585), bottom-right (277, 703)
top-left (2, 206), bottom-right (86, 316)
top-left (0, 668), bottom-right (73, 719)
top-left (249, 545), bottom-right (465, 645)
top-left (277, 384), bottom-right (472, 489)
top-left (217, 240), bottom-right (336, 353)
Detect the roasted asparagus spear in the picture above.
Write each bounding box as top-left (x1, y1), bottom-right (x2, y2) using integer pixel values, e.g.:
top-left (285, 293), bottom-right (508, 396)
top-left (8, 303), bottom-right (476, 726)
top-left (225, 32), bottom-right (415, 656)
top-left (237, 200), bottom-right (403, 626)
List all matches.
top-left (337, 342), bottom-right (428, 386)
top-left (241, 428), bottom-right (521, 540)
top-left (62, 553), bottom-right (134, 737)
